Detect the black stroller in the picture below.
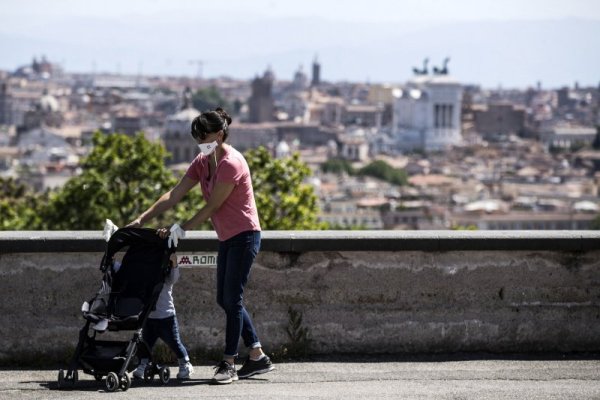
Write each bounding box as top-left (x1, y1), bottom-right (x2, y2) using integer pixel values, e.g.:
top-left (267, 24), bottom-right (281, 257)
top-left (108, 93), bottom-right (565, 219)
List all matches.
top-left (58, 227), bottom-right (176, 392)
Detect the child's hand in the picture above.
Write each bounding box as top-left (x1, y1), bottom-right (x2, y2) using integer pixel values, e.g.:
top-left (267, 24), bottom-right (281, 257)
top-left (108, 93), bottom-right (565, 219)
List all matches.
top-left (170, 253), bottom-right (178, 268)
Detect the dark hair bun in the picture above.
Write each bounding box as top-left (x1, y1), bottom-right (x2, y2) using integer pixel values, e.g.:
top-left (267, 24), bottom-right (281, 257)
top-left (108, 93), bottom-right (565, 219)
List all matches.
top-left (215, 107), bottom-right (233, 125)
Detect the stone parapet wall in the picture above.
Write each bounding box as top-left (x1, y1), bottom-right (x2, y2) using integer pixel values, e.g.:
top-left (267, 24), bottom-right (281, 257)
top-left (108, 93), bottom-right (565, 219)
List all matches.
top-left (0, 231), bottom-right (598, 364)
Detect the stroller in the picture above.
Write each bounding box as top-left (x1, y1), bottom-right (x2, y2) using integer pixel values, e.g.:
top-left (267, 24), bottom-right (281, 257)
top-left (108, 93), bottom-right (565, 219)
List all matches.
top-left (58, 227), bottom-right (176, 392)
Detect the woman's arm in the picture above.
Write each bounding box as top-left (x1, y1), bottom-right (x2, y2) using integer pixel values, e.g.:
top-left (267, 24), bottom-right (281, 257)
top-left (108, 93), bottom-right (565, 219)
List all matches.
top-left (180, 181), bottom-right (235, 231)
top-left (129, 175), bottom-right (198, 227)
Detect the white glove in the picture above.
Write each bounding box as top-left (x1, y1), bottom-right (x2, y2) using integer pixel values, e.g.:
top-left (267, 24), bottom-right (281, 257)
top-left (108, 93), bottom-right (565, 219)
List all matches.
top-left (168, 223), bottom-right (186, 248)
top-left (103, 219), bottom-right (119, 242)
top-left (92, 318), bottom-right (109, 332)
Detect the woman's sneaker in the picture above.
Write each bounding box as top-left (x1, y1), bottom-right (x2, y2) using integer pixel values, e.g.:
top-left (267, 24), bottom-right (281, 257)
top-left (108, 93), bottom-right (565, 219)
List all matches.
top-left (237, 355), bottom-right (275, 379)
top-left (177, 361), bottom-right (194, 379)
top-left (212, 360), bottom-right (238, 384)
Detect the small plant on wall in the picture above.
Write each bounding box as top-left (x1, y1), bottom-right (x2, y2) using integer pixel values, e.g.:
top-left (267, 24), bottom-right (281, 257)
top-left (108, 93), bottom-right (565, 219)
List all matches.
top-left (276, 306), bottom-right (312, 360)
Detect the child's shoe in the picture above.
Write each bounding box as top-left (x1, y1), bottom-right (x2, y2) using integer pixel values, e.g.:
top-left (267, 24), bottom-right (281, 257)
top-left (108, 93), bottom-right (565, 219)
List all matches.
top-left (133, 359), bottom-right (148, 379)
top-left (177, 360), bottom-right (194, 379)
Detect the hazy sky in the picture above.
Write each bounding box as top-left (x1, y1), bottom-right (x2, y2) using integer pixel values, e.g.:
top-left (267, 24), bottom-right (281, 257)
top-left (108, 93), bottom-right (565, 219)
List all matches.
top-left (1, 0), bottom-right (599, 87)
top-left (3, 0), bottom-right (600, 23)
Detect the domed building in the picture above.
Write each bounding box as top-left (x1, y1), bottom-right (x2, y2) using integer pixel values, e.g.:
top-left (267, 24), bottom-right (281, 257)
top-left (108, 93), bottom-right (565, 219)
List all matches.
top-left (39, 91), bottom-right (60, 113)
top-left (291, 65), bottom-right (308, 92)
top-left (279, 65), bottom-right (310, 121)
top-left (275, 140), bottom-right (290, 159)
top-left (22, 89), bottom-right (63, 130)
top-left (162, 87), bottom-right (200, 164)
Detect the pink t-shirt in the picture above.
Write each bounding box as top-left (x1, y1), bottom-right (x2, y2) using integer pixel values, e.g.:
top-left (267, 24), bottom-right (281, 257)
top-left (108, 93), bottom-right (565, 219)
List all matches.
top-left (185, 146), bottom-right (261, 241)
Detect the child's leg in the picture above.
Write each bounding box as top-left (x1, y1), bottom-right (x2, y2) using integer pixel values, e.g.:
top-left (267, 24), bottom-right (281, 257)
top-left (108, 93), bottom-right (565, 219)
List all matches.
top-left (134, 319), bottom-right (160, 378)
top-left (157, 315), bottom-right (189, 361)
top-left (157, 315), bottom-right (194, 379)
top-left (141, 318), bottom-right (160, 362)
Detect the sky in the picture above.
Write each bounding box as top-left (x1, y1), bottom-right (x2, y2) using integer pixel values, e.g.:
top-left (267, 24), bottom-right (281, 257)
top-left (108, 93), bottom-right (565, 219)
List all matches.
top-left (3, 0), bottom-right (599, 23)
top-left (1, 0), bottom-right (599, 88)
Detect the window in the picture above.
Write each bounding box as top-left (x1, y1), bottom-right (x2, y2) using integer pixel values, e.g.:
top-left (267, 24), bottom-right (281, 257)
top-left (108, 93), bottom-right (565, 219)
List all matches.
top-left (441, 105), bottom-right (447, 127)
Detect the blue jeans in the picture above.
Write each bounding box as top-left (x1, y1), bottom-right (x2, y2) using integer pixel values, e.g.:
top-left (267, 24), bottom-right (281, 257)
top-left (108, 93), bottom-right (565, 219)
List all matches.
top-left (142, 315), bottom-right (189, 360)
top-left (217, 230), bottom-right (262, 357)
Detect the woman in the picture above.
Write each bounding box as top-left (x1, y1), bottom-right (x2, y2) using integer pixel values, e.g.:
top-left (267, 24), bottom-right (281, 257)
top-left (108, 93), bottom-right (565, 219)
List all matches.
top-left (128, 108), bottom-right (274, 384)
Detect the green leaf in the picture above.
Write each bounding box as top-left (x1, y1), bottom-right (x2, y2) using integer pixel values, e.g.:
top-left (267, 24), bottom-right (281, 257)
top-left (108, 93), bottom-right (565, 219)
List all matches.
top-left (245, 147), bottom-right (326, 230)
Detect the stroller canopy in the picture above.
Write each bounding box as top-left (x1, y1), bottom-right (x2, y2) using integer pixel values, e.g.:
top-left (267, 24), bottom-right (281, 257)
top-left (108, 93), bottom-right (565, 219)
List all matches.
top-left (98, 227), bottom-right (174, 321)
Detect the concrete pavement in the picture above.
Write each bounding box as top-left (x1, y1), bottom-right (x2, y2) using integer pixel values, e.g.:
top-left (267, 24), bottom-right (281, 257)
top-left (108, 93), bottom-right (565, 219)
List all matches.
top-left (1, 357), bottom-right (599, 399)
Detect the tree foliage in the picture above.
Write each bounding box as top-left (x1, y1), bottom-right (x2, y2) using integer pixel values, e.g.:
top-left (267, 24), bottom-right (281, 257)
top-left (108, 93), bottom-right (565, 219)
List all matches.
top-left (357, 160), bottom-right (408, 186)
top-left (320, 158), bottom-right (355, 175)
top-left (0, 177), bottom-right (47, 230)
top-left (245, 146), bottom-right (326, 230)
top-left (321, 158), bottom-right (408, 186)
top-left (590, 214), bottom-right (600, 230)
top-left (2, 135), bottom-right (324, 231)
top-left (40, 132), bottom-right (205, 230)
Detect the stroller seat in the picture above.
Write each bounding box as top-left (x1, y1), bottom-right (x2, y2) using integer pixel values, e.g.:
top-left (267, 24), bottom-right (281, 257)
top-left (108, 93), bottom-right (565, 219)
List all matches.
top-left (83, 296), bottom-right (146, 330)
top-left (109, 297), bottom-right (145, 330)
top-left (113, 297), bottom-right (144, 319)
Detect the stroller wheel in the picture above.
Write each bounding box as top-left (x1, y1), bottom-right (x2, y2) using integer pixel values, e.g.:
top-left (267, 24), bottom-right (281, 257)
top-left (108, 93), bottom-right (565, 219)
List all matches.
top-left (71, 369), bottom-right (79, 385)
top-left (119, 374), bottom-right (131, 391)
top-left (143, 367), bottom-right (153, 383)
top-left (105, 372), bottom-right (119, 392)
top-left (57, 369), bottom-right (65, 389)
top-left (158, 366), bottom-right (170, 385)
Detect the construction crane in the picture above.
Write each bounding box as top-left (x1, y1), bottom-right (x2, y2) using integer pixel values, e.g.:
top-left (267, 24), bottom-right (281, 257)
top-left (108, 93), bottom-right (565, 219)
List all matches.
top-left (188, 60), bottom-right (203, 80)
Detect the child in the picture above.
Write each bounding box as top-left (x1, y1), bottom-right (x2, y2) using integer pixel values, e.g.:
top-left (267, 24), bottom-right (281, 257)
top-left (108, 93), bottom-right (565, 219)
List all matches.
top-left (133, 253), bottom-right (194, 379)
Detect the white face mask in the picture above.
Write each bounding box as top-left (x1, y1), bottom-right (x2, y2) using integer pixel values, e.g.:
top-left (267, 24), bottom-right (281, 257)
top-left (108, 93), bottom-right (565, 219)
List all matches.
top-left (198, 141), bottom-right (218, 156)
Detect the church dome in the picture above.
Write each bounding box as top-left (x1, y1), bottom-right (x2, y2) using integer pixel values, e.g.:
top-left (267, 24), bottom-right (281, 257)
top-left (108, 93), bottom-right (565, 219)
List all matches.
top-left (165, 108), bottom-right (200, 137)
top-left (263, 66), bottom-right (275, 82)
top-left (167, 87), bottom-right (200, 123)
top-left (39, 93), bottom-right (59, 112)
top-left (169, 107), bottom-right (200, 123)
top-left (275, 140), bottom-right (290, 158)
top-left (164, 88), bottom-right (200, 137)
top-left (292, 65), bottom-right (308, 90)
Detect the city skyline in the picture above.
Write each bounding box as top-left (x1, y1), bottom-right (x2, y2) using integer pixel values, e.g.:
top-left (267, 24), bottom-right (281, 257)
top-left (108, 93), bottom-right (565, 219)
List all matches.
top-left (1, 0), bottom-right (599, 88)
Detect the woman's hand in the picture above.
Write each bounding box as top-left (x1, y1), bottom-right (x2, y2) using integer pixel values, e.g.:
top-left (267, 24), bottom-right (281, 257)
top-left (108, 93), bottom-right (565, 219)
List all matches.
top-left (167, 224), bottom-right (186, 248)
top-left (157, 226), bottom-right (170, 239)
top-left (157, 225), bottom-right (185, 248)
top-left (126, 218), bottom-right (143, 228)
